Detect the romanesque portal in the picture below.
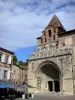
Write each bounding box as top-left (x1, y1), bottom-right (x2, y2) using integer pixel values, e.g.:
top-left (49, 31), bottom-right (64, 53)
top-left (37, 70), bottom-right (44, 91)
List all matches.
top-left (35, 60), bottom-right (60, 92)
top-left (28, 42), bottom-right (73, 94)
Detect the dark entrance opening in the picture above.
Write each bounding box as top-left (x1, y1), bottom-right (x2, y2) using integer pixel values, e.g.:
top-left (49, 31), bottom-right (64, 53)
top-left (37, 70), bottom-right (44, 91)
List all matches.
top-left (54, 81), bottom-right (60, 92)
top-left (48, 81), bottom-right (53, 91)
top-left (40, 61), bottom-right (61, 92)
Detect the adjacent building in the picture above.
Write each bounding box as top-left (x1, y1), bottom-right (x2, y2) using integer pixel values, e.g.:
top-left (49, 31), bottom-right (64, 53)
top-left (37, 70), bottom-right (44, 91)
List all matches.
top-left (11, 64), bottom-right (20, 84)
top-left (12, 64), bottom-right (28, 85)
top-left (19, 65), bottom-right (28, 85)
top-left (0, 47), bottom-right (28, 85)
top-left (0, 47), bottom-right (14, 80)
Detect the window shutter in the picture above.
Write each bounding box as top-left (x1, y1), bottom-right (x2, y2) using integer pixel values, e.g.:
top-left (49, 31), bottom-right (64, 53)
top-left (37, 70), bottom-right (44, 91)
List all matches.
top-left (7, 70), bottom-right (10, 79)
top-left (8, 56), bottom-right (12, 64)
top-left (1, 54), bottom-right (5, 62)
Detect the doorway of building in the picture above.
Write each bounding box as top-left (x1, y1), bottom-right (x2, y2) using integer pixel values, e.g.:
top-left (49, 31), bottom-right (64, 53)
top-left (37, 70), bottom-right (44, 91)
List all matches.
top-left (37, 61), bottom-right (61, 92)
top-left (48, 81), bottom-right (53, 91)
top-left (54, 81), bottom-right (60, 92)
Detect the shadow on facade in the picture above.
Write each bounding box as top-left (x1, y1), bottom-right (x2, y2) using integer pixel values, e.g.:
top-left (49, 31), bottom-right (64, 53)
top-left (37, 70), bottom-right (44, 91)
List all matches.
top-left (37, 62), bottom-right (60, 92)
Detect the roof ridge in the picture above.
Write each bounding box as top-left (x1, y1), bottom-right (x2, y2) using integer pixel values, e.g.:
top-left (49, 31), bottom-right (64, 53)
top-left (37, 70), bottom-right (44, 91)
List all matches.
top-left (47, 15), bottom-right (66, 31)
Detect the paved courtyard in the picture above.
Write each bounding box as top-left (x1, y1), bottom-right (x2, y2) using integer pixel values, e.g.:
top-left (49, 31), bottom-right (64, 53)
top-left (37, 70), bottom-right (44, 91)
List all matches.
top-left (15, 93), bottom-right (75, 100)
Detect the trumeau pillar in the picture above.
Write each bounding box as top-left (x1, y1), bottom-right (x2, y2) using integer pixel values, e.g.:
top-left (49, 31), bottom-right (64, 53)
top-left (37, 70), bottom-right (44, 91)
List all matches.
top-left (53, 81), bottom-right (55, 91)
top-left (60, 75), bottom-right (63, 92)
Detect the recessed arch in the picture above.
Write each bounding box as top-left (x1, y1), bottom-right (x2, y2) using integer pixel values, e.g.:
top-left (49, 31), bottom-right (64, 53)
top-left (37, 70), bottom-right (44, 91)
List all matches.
top-left (35, 60), bottom-right (61, 92)
top-left (35, 60), bottom-right (61, 77)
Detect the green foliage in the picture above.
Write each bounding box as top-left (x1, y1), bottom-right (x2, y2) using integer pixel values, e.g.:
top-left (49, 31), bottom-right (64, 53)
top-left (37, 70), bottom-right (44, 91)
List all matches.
top-left (18, 60), bottom-right (28, 66)
top-left (13, 55), bottom-right (18, 64)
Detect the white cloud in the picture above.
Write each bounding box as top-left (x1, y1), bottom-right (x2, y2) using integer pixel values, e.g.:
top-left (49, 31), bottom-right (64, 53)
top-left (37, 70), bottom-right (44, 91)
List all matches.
top-left (0, 0), bottom-right (75, 50)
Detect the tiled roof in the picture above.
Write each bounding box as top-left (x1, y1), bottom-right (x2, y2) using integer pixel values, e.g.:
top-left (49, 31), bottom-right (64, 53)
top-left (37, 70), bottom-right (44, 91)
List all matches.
top-left (58, 29), bottom-right (75, 37)
top-left (46, 15), bottom-right (66, 31)
top-left (0, 47), bottom-right (14, 55)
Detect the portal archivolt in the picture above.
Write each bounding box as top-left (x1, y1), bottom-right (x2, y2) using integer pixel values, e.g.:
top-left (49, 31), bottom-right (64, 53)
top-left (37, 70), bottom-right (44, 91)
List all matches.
top-left (35, 60), bottom-right (61, 92)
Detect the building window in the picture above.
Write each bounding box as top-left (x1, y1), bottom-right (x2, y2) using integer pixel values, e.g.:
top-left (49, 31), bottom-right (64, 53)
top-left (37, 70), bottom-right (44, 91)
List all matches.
top-left (45, 37), bottom-right (47, 42)
top-left (53, 35), bottom-right (55, 40)
top-left (48, 30), bottom-right (51, 37)
top-left (44, 32), bottom-right (46, 36)
top-left (16, 82), bottom-right (18, 84)
top-left (25, 74), bottom-right (27, 78)
top-left (13, 70), bottom-right (16, 80)
top-left (25, 74), bottom-right (27, 82)
top-left (56, 41), bottom-right (58, 49)
top-left (4, 70), bottom-right (7, 79)
top-left (0, 53), bottom-right (2, 62)
top-left (54, 28), bottom-right (56, 33)
top-left (5, 55), bottom-right (9, 63)
top-left (41, 38), bottom-right (43, 43)
top-left (63, 43), bottom-right (65, 46)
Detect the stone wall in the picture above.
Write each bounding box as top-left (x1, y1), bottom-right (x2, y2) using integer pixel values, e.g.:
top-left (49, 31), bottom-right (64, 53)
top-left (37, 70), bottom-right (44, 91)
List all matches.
top-left (28, 41), bottom-right (73, 94)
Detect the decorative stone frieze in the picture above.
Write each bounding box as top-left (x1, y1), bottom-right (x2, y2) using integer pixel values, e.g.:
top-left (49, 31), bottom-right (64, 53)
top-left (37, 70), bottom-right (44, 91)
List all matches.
top-left (29, 42), bottom-right (73, 61)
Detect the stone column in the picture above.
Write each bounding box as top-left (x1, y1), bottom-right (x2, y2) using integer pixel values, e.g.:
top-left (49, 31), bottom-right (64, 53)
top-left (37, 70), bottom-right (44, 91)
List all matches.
top-left (46, 82), bottom-right (49, 91)
top-left (60, 76), bottom-right (63, 92)
top-left (60, 57), bottom-right (63, 92)
top-left (53, 81), bottom-right (55, 91)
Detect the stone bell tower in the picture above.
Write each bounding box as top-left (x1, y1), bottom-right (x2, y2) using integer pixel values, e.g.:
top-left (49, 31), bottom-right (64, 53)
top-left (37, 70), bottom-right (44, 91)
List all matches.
top-left (37, 15), bottom-right (66, 47)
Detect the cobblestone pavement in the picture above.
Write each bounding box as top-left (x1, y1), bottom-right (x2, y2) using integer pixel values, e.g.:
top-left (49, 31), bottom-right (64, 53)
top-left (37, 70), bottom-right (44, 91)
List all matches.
top-left (15, 93), bottom-right (75, 100)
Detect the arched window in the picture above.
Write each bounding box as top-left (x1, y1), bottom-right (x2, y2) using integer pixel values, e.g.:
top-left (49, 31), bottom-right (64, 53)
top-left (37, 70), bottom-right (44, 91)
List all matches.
top-left (54, 28), bottom-right (56, 33)
top-left (41, 38), bottom-right (43, 43)
top-left (5, 55), bottom-right (9, 64)
top-left (63, 43), bottom-right (65, 46)
top-left (45, 37), bottom-right (47, 42)
top-left (53, 35), bottom-right (55, 40)
top-left (0, 53), bottom-right (2, 62)
top-left (48, 30), bottom-right (51, 37)
top-left (44, 32), bottom-right (46, 36)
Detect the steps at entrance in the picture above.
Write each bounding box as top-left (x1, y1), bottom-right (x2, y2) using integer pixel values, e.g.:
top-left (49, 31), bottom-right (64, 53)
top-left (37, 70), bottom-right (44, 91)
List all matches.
top-left (38, 92), bottom-right (63, 96)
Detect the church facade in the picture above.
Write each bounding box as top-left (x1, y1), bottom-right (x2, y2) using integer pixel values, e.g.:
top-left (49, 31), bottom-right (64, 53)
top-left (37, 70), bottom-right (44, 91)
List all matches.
top-left (28, 15), bottom-right (75, 95)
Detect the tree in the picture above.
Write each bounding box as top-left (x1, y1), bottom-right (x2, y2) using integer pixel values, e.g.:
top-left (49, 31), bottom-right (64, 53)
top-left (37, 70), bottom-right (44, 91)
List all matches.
top-left (13, 55), bottom-right (18, 64)
top-left (18, 60), bottom-right (28, 66)
top-left (24, 61), bottom-right (28, 66)
top-left (18, 60), bottom-right (28, 70)
top-left (18, 60), bottom-right (24, 66)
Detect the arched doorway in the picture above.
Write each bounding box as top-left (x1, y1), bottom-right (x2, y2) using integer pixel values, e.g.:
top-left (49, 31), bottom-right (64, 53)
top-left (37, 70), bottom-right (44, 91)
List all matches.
top-left (36, 60), bottom-right (61, 92)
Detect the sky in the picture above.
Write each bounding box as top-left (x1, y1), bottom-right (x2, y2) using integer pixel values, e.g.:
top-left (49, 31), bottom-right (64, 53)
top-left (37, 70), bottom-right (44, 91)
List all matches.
top-left (0, 0), bottom-right (75, 61)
